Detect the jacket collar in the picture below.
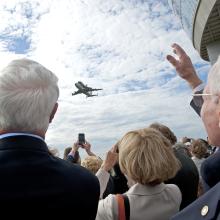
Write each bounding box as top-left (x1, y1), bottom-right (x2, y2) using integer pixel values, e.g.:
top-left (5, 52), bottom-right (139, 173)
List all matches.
top-left (0, 133), bottom-right (44, 141)
top-left (0, 135), bottom-right (49, 153)
top-left (127, 182), bottom-right (166, 196)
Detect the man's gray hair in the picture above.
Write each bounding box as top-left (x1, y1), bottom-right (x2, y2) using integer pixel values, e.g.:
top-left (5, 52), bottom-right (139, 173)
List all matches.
top-left (0, 58), bottom-right (59, 133)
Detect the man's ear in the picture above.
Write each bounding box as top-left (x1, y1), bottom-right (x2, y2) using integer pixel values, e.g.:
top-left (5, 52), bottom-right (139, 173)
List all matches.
top-left (49, 103), bottom-right (58, 123)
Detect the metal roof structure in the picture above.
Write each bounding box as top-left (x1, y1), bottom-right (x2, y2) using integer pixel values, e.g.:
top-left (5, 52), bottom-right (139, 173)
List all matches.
top-left (169, 0), bottom-right (220, 62)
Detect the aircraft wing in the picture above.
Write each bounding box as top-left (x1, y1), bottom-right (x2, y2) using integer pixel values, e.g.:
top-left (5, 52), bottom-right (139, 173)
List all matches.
top-left (84, 91), bottom-right (92, 96)
top-left (72, 90), bottom-right (82, 96)
top-left (83, 91), bottom-right (98, 97)
top-left (87, 94), bottom-right (98, 97)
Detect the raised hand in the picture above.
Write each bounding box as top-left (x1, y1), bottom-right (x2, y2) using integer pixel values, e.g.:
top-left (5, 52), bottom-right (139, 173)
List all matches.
top-left (83, 141), bottom-right (96, 156)
top-left (101, 145), bottom-right (118, 172)
top-left (167, 43), bottom-right (203, 89)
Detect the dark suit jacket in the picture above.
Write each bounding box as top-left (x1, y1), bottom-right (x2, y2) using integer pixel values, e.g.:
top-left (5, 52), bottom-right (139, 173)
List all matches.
top-left (201, 151), bottom-right (220, 191)
top-left (171, 182), bottom-right (220, 220)
top-left (0, 135), bottom-right (100, 219)
top-left (165, 149), bottom-right (199, 210)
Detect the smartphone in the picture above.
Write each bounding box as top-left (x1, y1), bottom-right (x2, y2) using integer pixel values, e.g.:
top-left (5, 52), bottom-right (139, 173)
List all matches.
top-left (78, 133), bottom-right (85, 145)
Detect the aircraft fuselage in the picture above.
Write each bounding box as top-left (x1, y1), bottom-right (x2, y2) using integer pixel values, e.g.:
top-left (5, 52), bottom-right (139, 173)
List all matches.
top-left (75, 82), bottom-right (86, 91)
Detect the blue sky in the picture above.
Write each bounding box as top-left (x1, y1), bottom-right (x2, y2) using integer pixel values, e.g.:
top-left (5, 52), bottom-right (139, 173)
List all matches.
top-left (0, 0), bottom-right (210, 158)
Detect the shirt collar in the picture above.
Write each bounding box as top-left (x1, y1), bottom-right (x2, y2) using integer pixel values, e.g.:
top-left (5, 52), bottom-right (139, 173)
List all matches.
top-left (0, 133), bottom-right (44, 142)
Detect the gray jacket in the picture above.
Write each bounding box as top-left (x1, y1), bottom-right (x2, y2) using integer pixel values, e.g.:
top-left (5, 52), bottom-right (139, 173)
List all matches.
top-left (96, 182), bottom-right (181, 220)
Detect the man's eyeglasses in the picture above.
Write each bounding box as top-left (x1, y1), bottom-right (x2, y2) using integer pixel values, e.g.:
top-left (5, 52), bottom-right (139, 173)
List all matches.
top-left (192, 93), bottom-right (214, 97)
top-left (192, 93), bottom-right (218, 107)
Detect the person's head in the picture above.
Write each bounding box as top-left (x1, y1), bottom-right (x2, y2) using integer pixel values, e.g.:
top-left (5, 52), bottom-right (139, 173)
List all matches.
top-left (63, 147), bottom-right (81, 164)
top-left (81, 156), bottom-right (103, 174)
top-left (199, 138), bottom-right (213, 156)
top-left (173, 142), bottom-right (192, 157)
top-left (149, 122), bottom-right (177, 145)
top-left (181, 137), bottom-right (193, 147)
top-left (118, 128), bottom-right (180, 185)
top-left (191, 139), bottom-right (208, 159)
top-left (201, 57), bottom-right (220, 146)
top-left (180, 136), bottom-right (192, 144)
top-left (0, 59), bottom-right (59, 136)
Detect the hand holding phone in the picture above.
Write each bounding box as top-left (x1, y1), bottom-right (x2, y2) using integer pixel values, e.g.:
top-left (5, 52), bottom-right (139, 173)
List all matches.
top-left (78, 133), bottom-right (85, 146)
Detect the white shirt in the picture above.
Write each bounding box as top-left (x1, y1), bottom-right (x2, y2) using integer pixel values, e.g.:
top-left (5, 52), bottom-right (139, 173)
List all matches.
top-left (0, 133), bottom-right (44, 141)
top-left (193, 83), bottom-right (205, 93)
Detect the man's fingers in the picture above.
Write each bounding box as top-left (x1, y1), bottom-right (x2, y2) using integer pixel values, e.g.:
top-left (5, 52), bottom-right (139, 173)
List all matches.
top-left (166, 55), bottom-right (178, 67)
top-left (172, 43), bottom-right (186, 57)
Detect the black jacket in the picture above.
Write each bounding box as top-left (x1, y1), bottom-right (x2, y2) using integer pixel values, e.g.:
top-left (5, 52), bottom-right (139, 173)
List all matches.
top-left (0, 135), bottom-right (100, 219)
top-left (201, 151), bottom-right (220, 191)
top-left (165, 149), bottom-right (199, 210)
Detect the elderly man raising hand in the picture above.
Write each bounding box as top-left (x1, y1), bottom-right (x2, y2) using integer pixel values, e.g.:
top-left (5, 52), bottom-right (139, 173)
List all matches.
top-left (167, 43), bottom-right (220, 220)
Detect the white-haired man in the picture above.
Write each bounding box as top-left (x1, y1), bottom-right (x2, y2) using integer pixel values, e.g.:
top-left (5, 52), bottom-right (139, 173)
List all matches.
top-left (0, 59), bottom-right (99, 218)
top-left (167, 44), bottom-right (220, 219)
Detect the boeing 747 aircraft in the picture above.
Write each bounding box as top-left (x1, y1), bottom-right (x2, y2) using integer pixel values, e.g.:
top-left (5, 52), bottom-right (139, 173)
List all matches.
top-left (72, 81), bottom-right (102, 97)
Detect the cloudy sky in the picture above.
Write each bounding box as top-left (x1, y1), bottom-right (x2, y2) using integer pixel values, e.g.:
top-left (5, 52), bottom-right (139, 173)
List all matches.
top-left (0, 0), bottom-right (210, 158)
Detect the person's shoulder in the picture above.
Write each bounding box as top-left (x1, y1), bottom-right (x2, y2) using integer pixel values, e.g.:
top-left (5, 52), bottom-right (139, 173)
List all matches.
top-left (175, 150), bottom-right (199, 173)
top-left (165, 184), bottom-right (182, 204)
top-left (203, 151), bottom-right (220, 167)
top-left (171, 182), bottom-right (220, 220)
top-left (175, 150), bottom-right (193, 163)
top-left (50, 156), bottom-right (99, 183)
top-left (165, 183), bottom-right (180, 191)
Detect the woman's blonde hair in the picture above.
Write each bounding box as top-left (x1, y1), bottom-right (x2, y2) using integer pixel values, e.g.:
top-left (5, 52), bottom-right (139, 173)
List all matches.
top-left (81, 156), bottom-right (103, 174)
top-left (118, 128), bottom-right (180, 185)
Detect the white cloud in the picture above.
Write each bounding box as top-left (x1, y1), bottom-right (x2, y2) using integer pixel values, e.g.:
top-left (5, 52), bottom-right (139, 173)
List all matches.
top-left (0, 0), bottom-right (209, 158)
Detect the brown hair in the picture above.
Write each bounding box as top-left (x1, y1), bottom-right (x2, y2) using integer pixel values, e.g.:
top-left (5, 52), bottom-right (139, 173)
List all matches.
top-left (191, 139), bottom-right (207, 159)
top-left (149, 123), bottom-right (177, 145)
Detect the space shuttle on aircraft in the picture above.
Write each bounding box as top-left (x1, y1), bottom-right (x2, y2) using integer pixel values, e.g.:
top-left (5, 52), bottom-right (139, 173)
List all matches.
top-left (72, 81), bottom-right (102, 97)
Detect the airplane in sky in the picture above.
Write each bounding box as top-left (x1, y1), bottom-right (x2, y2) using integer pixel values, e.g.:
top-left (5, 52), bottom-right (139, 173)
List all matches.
top-left (72, 81), bottom-right (103, 97)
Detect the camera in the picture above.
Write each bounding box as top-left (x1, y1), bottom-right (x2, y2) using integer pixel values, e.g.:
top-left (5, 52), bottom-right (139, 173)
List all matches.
top-left (78, 133), bottom-right (85, 145)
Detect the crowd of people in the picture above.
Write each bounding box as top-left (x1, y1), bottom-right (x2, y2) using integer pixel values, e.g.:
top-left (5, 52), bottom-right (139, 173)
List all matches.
top-left (0, 43), bottom-right (219, 219)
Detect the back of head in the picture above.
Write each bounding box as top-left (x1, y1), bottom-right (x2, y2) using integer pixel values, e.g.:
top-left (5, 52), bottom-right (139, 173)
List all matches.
top-left (180, 137), bottom-right (192, 144)
top-left (0, 59), bottom-right (59, 133)
top-left (81, 156), bottom-right (103, 174)
top-left (173, 142), bottom-right (192, 157)
top-left (191, 139), bottom-right (208, 159)
top-left (118, 128), bottom-right (180, 185)
top-left (149, 122), bottom-right (177, 145)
